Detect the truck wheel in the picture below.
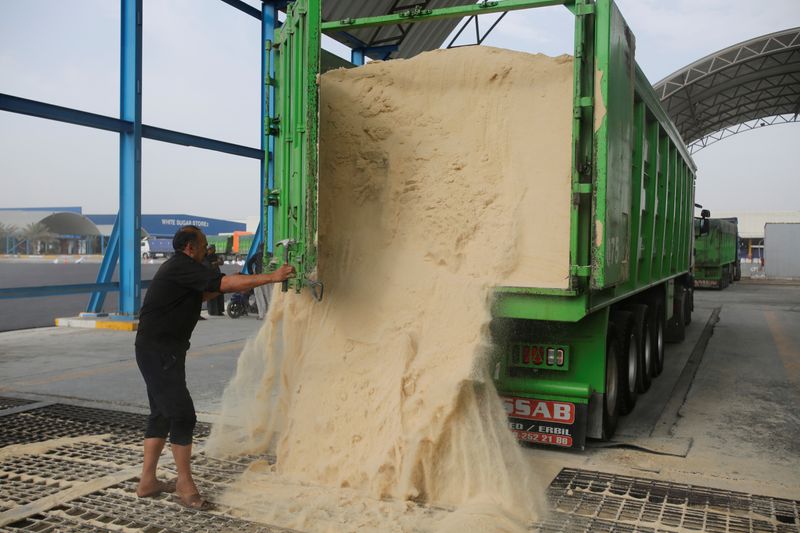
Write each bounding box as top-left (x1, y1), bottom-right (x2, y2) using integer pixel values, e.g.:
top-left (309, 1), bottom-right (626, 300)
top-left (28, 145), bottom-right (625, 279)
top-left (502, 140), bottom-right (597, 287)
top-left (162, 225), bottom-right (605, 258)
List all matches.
top-left (667, 290), bottom-right (687, 343)
top-left (684, 289), bottom-right (692, 326)
top-left (638, 317), bottom-right (653, 392)
top-left (602, 325), bottom-right (622, 440)
top-left (651, 304), bottom-right (665, 377)
top-left (612, 312), bottom-right (638, 415)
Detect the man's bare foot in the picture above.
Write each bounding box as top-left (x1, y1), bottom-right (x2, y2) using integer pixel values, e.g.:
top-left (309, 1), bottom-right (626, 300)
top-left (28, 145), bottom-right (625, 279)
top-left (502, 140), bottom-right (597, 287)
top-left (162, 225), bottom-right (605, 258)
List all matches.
top-left (174, 474), bottom-right (209, 508)
top-left (176, 491), bottom-right (210, 510)
top-left (136, 478), bottom-right (177, 498)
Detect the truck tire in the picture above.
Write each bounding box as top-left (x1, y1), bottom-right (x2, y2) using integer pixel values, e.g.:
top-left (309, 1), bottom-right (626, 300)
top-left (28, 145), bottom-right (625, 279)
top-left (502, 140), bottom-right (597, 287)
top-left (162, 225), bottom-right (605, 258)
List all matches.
top-left (612, 312), bottom-right (638, 415)
top-left (650, 304), bottom-right (665, 377)
top-left (602, 324), bottom-right (622, 440)
top-left (684, 289), bottom-right (692, 326)
top-left (638, 316), bottom-right (653, 392)
top-left (666, 290), bottom-right (687, 343)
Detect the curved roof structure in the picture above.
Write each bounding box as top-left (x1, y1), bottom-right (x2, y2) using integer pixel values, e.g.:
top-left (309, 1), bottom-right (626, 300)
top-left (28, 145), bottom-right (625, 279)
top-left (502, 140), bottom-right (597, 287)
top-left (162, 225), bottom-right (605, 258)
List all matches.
top-left (0, 210), bottom-right (101, 236)
top-left (654, 27), bottom-right (800, 153)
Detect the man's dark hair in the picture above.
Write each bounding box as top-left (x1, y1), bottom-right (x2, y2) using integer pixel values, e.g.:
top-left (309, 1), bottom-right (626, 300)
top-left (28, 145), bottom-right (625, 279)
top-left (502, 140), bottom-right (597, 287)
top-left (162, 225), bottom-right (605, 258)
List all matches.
top-left (173, 225), bottom-right (202, 251)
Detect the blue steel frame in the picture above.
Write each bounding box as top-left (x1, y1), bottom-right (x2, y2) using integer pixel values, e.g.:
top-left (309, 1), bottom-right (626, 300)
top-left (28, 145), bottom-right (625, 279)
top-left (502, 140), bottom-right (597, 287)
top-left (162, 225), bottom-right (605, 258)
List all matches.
top-left (0, 0), bottom-right (281, 314)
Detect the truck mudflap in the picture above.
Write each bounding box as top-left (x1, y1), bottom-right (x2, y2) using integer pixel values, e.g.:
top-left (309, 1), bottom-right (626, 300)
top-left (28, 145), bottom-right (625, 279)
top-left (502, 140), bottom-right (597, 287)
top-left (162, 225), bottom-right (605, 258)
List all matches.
top-left (501, 396), bottom-right (588, 450)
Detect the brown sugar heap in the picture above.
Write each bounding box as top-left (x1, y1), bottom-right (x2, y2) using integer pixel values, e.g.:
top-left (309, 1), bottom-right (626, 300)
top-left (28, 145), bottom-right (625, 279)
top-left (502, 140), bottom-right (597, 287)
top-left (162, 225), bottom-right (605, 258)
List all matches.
top-left (207, 45), bottom-right (574, 532)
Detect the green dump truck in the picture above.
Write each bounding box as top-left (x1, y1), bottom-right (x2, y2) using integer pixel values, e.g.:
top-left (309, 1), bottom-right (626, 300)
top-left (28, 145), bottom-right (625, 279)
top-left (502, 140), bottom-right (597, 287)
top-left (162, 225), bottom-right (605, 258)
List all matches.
top-left (267, 0), bottom-right (696, 449)
top-left (693, 215), bottom-right (740, 289)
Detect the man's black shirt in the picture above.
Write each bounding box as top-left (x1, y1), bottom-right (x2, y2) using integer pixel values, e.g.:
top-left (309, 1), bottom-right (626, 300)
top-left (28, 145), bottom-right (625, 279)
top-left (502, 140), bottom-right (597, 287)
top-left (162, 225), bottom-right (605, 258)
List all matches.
top-left (136, 253), bottom-right (224, 353)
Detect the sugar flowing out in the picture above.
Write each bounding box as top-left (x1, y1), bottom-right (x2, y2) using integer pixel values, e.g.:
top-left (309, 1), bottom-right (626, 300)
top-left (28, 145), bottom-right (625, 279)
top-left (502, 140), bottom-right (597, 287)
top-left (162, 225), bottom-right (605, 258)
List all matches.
top-left (207, 46), bottom-right (574, 532)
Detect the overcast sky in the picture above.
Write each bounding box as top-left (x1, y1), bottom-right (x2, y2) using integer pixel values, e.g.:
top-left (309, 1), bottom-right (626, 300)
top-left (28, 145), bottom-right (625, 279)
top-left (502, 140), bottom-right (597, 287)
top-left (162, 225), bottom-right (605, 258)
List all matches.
top-left (1, 0), bottom-right (798, 222)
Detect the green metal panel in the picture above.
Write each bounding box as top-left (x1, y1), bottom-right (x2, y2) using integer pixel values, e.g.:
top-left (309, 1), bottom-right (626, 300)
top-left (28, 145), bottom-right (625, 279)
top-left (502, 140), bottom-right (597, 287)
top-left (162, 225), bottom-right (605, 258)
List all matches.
top-left (638, 116), bottom-right (657, 285)
top-left (494, 290), bottom-right (588, 322)
top-left (321, 0), bottom-right (575, 32)
top-left (567, 0), bottom-right (596, 290)
top-left (591, 0), bottom-right (634, 289)
top-left (270, 0), bottom-right (321, 292)
top-left (654, 132), bottom-right (669, 279)
top-left (495, 308), bottom-right (609, 399)
top-left (490, 0), bottom-right (695, 322)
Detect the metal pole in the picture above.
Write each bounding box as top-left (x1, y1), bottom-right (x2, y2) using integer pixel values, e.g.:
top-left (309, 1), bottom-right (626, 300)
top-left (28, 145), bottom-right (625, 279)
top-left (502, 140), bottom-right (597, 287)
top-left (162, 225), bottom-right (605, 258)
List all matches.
top-left (264, 1), bottom-right (277, 255)
top-left (87, 218), bottom-right (121, 313)
top-left (118, 0), bottom-right (143, 316)
top-left (351, 48), bottom-right (365, 65)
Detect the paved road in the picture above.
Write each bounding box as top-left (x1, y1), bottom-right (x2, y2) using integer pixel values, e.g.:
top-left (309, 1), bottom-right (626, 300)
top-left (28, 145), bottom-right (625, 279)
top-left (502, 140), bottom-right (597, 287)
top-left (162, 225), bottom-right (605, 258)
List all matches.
top-left (524, 280), bottom-right (800, 499)
top-left (1, 277), bottom-right (798, 499)
top-left (0, 259), bottom-right (243, 332)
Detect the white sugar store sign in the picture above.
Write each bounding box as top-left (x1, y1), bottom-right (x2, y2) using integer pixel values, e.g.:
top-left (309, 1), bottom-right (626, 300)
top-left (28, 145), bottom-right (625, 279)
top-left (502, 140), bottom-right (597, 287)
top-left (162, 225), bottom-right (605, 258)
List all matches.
top-left (161, 218), bottom-right (210, 228)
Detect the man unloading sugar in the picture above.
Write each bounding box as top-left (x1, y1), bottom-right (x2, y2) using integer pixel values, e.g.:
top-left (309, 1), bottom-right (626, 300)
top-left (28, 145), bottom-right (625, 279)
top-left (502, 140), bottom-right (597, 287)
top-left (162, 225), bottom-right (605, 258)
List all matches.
top-left (134, 225), bottom-right (294, 509)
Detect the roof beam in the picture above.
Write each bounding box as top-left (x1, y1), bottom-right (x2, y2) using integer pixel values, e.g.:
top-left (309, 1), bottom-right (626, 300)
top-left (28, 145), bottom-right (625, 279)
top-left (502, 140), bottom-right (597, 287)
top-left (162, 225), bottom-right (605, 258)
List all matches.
top-left (1, 93), bottom-right (264, 160)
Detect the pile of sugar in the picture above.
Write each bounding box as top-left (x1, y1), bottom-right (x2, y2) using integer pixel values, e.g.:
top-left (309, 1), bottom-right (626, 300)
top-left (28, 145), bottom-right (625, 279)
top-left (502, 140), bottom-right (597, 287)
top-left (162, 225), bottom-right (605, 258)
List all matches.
top-left (207, 46), bottom-right (573, 532)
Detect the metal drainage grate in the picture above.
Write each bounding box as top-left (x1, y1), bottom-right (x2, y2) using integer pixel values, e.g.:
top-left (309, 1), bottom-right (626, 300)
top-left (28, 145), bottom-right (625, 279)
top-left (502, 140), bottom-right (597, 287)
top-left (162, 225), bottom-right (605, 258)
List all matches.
top-left (532, 511), bottom-right (660, 532)
top-left (0, 403), bottom-right (211, 447)
top-left (6, 513), bottom-right (116, 532)
top-left (48, 489), bottom-right (298, 533)
top-left (1, 454), bottom-right (121, 483)
top-left (33, 403), bottom-right (212, 439)
top-left (0, 411), bottom-right (107, 448)
top-left (44, 441), bottom-right (143, 468)
top-left (543, 468), bottom-right (800, 533)
top-left (0, 396), bottom-right (36, 411)
top-left (0, 472), bottom-right (65, 511)
top-left (3, 404), bottom-right (798, 533)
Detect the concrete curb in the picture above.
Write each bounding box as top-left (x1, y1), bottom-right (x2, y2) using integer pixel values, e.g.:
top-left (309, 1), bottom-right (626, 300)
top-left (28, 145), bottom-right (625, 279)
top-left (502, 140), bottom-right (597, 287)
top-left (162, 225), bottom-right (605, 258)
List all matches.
top-left (55, 316), bottom-right (138, 331)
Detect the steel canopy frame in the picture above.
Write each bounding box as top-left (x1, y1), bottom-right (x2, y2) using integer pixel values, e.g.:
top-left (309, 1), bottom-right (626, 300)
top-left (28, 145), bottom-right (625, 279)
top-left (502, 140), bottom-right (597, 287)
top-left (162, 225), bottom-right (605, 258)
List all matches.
top-left (653, 26), bottom-right (800, 152)
top-left (0, 1), bottom-right (280, 314)
top-left (272, 0), bottom-right (595, 303)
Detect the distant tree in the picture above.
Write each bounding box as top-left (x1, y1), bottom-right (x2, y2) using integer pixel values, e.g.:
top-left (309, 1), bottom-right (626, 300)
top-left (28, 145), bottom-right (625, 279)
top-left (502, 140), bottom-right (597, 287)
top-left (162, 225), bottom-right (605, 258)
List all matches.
top-left (0, 222), bottom-right (18, 239)
top-left (0, 223), bottom-right (20, 254)
top-left (21, 222), bottom-right (56, 254)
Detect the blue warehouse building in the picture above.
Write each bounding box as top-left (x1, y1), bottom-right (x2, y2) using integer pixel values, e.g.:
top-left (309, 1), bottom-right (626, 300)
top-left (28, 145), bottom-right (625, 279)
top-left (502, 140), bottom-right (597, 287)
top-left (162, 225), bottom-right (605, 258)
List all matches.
top-left (87, 214), bottom-right (245, 239)
top-left (0, 207), bottom-right (244, 255)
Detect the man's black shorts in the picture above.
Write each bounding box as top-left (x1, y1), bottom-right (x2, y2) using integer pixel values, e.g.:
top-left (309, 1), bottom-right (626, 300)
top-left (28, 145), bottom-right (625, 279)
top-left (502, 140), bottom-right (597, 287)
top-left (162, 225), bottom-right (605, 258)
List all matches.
top-left (135, 345), bottom-right (197, 445)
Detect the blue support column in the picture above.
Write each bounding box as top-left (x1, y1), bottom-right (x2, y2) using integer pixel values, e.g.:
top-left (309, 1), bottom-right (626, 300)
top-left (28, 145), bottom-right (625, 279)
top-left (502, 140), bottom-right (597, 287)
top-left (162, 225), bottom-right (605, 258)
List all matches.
top-left (351, 48), bottom-right (365, 66)
top-left (87, 217), bottom-right (120, 313)
top-left (244, 0), bottom-right (276, 273)
top-left (118, 0), bottom-right (143, 316)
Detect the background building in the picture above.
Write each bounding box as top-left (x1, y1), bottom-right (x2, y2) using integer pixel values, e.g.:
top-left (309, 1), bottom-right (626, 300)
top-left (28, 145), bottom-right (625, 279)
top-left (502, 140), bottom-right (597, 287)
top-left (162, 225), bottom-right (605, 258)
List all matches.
top-left (0, 207), bottom-right (245, 255)
top-left (712, 211), bottom-right (800, 263)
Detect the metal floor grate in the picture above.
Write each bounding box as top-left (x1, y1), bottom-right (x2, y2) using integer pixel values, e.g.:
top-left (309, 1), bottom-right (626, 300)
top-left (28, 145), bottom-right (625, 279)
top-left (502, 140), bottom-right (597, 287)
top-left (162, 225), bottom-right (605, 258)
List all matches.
top-left (541, 468), bottom-right (799, 533)
top-left (1, 453), bottom-right (121, 483)
top-left (0, 403), bottom-right (210, 448)
top-left (0, 472), bottom-right (65, 511)
top-left (7, 513), bottom-right (118, 532)
top-left (51, 489), bottom-right (296, 532)
top-left (43, 441), bottom-right (142, 468)
top-left (2, 404), bottom-right (798, 533)
top-left (0, 396), bottom-right (36, 411)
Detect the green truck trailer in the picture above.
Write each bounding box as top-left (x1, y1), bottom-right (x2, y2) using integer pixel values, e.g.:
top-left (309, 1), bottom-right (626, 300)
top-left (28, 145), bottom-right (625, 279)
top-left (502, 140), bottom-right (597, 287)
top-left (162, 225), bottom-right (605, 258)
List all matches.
top-left (266, 0), bottom-right (696, 449)
top-left (693, 216), bottom-right (740, 289)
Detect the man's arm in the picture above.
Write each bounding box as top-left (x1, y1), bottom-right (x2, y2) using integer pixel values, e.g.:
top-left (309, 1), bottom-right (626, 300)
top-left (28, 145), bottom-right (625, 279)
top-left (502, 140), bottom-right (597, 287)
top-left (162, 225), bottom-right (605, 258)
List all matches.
top-left (219, 264), bottom-right (295, 293)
